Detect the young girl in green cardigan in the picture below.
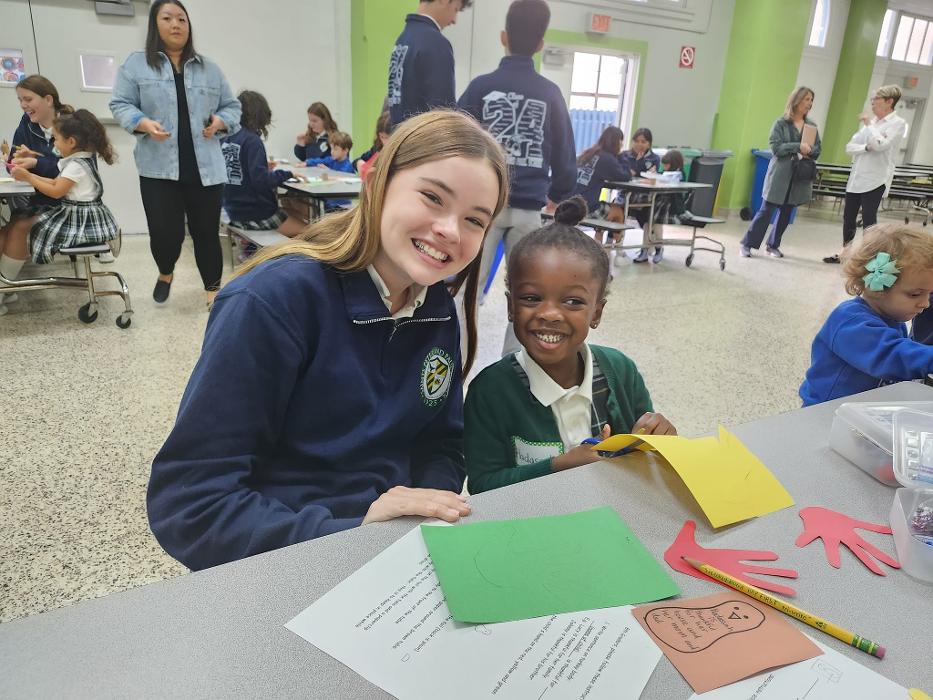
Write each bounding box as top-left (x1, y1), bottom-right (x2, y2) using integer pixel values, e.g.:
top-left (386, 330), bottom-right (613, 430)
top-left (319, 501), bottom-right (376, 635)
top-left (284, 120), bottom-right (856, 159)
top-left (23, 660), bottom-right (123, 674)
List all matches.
top-left (464, 196), bottom-right (676, 494)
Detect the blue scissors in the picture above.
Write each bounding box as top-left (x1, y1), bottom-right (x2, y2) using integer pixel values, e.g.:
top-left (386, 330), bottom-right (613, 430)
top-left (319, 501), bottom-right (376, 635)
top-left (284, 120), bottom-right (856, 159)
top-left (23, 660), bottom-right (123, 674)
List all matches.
top-left (580, 436), bottom-right (646, 458)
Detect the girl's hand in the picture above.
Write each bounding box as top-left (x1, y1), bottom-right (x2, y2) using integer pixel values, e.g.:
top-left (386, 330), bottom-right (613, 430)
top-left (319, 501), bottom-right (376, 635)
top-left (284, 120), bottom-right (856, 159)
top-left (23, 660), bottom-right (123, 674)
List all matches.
top-left (11, 156), bottom-right (37, 171)
top-left (202, 114), bottom-right (225, 139)
top-left (296, 132), bottom-right (308, 146)
top-left (799, 142), bottom-right (812, 156)
top-left (138, 118), bottom-right (171, 142)
top-left (858, 112), bottom-right (872, 126)
top-left (552, 425), bottom-right (611, 471)
top-left (14, 145), bottom-right (40, 159)
top-left (632, 412), bottom-right (677, 436)
top-left (10, 166), bottom-right (31, 182)
top-left (362, 486), bottom-right (471, 525)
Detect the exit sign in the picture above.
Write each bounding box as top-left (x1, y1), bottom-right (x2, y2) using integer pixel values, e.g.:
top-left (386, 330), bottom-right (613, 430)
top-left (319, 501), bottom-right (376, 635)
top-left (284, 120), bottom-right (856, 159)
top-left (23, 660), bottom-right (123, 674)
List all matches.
top-left (588, 13), bottom-right (611, 34)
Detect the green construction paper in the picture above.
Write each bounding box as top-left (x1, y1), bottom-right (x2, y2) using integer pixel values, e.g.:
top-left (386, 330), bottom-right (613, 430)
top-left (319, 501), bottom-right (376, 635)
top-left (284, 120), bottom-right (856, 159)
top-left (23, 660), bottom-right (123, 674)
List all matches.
top-left (420, 507), bottom-right (680, 623)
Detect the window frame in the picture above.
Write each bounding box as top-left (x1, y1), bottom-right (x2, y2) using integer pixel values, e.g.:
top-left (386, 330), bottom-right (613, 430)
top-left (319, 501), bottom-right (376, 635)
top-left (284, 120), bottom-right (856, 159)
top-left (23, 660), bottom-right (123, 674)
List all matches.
top-left (877, 9), bottom-right (933, 66)
top-left (569, 51), bottom-right (625, 113)
top-left (807, 0), bottom-right (830, 49)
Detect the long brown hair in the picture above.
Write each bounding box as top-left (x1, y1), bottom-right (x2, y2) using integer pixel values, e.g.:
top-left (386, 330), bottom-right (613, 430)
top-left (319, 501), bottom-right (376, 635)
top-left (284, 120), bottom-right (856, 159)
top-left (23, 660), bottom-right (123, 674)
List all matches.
top-left (783, 86), bottom-right (814, 121)
top-left (305, 102), bottom-right (338, 143)
top-left (236, 110), bottom-right (509, 376)
top-left (16, 75), bottom-right (74, 116)
top-left (54, 110), bottom-right (116, 165)
top-left (577, 125), bottom-right (624, 165)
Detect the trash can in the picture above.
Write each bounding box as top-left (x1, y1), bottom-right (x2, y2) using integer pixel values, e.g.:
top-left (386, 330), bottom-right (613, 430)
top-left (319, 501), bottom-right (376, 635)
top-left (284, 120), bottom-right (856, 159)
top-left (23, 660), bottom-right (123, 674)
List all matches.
top-left (688, 150), bottom-right (732, 218)
top-left (744, 148), bottom-right (796, 224)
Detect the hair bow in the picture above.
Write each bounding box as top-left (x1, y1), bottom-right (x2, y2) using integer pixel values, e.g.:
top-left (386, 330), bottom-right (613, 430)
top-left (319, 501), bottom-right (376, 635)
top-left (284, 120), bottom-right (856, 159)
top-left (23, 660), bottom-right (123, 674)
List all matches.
top-left (862, 252), bottom-right (900, 292)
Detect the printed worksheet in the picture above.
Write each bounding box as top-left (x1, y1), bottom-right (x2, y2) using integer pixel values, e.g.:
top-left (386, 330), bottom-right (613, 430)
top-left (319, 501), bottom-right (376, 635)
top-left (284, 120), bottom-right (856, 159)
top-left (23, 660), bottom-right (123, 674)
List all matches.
top-left (688, 639), bottom-right (905, 699)
top-left (287, 525), bottom-right (662, 700)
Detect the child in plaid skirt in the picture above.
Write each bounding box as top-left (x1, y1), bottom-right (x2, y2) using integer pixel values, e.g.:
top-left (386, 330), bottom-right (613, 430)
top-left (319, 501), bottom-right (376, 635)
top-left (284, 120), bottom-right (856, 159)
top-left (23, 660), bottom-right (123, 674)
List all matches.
top-left (2, 110), bottom-right (118, 315)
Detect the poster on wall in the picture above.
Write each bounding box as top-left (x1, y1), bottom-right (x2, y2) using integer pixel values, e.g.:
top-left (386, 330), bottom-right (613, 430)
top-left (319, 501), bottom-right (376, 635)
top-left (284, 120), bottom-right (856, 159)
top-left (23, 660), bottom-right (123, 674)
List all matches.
top-left (0, 49), bottom-right (26, 86)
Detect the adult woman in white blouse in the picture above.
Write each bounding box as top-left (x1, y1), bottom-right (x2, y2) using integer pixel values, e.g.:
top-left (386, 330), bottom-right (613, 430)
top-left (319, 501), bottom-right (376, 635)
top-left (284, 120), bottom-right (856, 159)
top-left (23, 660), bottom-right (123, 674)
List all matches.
top-left (823, 85), bottom-right (907, 264)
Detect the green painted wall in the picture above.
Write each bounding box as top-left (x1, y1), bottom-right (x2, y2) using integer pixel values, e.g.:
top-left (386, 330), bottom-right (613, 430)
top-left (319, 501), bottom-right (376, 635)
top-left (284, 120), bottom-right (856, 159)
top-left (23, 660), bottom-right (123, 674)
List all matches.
top-left (350, 0), bottom-right (409, 154)
top-left (541, 29), bottom-right (648, 132)
top-left (821, 0), bottom-right (887, 163)
top-left (711, 0), bottom-right (811, 210)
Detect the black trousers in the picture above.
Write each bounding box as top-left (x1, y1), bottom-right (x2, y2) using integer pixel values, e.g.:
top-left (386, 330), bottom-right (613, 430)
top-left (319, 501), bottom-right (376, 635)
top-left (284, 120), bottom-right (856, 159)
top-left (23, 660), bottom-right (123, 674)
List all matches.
top-left (139, 177), bottom-right (224, 290)
top-left (842, 184), bottom-right (885, 246)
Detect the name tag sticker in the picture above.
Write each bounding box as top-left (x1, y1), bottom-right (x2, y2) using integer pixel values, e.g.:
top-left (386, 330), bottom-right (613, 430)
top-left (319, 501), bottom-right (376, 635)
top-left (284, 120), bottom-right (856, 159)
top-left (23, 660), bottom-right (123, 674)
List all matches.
top-left (512, 436), bottom-right (563, 466)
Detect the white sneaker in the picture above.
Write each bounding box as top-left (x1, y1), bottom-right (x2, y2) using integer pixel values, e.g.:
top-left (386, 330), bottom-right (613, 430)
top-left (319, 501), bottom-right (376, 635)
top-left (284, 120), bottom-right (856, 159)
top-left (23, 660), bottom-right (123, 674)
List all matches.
top-left (99, 251), bottom-right (115, 263)
top-left (2, 292), bottom-right (17, 303)
top-left (0, 304), bottom-right (7, 316)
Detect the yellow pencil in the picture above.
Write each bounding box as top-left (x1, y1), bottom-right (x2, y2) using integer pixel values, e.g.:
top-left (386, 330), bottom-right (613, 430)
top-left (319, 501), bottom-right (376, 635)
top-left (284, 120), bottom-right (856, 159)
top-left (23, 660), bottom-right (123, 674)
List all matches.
top-left (682, 556), bottom-right (885, 659)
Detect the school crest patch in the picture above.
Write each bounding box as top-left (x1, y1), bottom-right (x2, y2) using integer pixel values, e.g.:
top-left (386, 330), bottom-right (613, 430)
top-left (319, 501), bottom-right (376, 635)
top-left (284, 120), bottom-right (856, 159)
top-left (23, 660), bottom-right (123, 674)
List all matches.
top-left (420, 347), bottom-right (453, 406)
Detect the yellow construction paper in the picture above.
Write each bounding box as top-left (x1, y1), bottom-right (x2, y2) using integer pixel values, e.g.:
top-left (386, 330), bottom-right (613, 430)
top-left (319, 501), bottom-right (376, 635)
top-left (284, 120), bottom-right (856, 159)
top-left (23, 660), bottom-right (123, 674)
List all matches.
top-left (595, 426), bottom-right (794, 528)
top-left (909, 689), bottom-right (933, 700)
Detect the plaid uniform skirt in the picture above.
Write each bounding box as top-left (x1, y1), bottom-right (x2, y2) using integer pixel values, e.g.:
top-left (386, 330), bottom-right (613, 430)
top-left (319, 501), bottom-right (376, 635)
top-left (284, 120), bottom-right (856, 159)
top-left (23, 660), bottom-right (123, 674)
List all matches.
top-left (229, 208), bottom-right (288, 231)
top-left (29, 199), bottom-right (119, 264)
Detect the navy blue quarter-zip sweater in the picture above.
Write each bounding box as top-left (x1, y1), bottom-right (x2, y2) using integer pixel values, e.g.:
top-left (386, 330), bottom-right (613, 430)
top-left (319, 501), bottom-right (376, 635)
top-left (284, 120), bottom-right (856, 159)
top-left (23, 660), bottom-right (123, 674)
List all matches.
top-left (9, 113), bottom-right (60, 208)
top-left (148, 256), bottom-right (466, 571)
top-left (458, 55), bottom-right (577, 211)
top-left (575, 149), bottom-right (631, 213)
top-left (221, 129), bottom-right (292, 222)
top-left (387, 13), bottom-right (456, 126)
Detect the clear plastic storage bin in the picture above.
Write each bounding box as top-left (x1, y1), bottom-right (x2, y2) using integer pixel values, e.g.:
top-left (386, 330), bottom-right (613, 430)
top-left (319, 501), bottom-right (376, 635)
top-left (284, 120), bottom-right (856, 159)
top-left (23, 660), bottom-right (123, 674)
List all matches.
top-left (889, 409), bottom-right (933, 582)
top-left (829, 401), bottom-right (933, 486)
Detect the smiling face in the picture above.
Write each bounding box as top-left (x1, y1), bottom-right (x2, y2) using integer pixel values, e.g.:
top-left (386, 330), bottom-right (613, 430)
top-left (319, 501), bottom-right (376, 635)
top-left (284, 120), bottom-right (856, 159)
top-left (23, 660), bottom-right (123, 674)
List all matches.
top-left (508, 248), bottom-right (606, 385)
top-left (373, 156), bottom-right (499, 296)
top-left (16, 88), bottom-right (55, 127)
top-left (157, 2), bottom-right (190, 53)
top-left (631, 134), bottom-right (651, 156)
top-left (864, 267), bottom-right (933, 322)
top-left (50, 127), bottom-right (77, 158)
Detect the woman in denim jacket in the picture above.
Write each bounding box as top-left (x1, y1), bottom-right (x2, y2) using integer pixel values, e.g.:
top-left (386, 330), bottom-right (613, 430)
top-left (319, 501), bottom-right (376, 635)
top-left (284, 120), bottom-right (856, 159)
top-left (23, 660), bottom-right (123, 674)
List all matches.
top-left (110, 0), bottom-right (240, 306)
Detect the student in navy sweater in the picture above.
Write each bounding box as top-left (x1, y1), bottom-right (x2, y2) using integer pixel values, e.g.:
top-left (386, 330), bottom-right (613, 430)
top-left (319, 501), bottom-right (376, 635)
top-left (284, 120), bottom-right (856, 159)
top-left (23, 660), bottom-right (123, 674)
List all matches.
top-left (458, 0), bottom-right (577, 356)
top-left (148, 110), bottom-right (508, 570)
top-left (387, 0), bottom-right (471, 126)
top-left (2, 75), bottom-right (70, 235)
top-left (221, 91), bottom-right (305, 238)
top-left (800, 224), bottom-right (933, 406)
top-left (293, 101), bottom-right (337, 162)
top-left (617, 127), bottom-right (663, 264)
top-left (575, 126), bottom-right (630, 216)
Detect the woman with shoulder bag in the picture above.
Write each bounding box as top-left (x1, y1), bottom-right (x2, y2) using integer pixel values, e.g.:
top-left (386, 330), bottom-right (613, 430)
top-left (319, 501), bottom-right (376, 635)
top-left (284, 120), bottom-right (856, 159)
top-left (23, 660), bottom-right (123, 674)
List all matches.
top-left (740, 86), bottom-right (821, 259)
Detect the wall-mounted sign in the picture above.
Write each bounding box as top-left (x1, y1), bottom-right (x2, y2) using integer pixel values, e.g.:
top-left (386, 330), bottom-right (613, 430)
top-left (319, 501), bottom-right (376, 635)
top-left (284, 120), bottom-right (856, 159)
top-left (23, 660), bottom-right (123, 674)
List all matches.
top-left (679, 46), bottom-right (695, 69)
top-left (0, 49), bottom-right (26, 86)
top-left (588, 13), bottom-right (611, 34)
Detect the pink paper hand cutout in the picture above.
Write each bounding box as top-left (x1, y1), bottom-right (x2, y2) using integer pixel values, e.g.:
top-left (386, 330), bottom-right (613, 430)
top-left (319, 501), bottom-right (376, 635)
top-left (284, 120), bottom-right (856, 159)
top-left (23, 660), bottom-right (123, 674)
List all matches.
top-left (664, 520), bottom-right (799, 597)
top-left (795, 506), bottom-right (900, 576)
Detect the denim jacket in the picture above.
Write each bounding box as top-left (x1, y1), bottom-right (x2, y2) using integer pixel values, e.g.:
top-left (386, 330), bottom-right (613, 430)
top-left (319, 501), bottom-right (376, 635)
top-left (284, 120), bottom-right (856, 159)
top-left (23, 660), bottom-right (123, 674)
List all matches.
top-left (110, 51), bottom-right (241, 186)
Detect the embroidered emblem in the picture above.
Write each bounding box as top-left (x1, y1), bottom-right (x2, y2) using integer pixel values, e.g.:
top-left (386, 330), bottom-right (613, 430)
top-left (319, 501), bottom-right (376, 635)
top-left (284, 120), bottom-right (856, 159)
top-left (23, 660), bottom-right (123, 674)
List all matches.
top-left (421, 347), bottom-right (453, 406)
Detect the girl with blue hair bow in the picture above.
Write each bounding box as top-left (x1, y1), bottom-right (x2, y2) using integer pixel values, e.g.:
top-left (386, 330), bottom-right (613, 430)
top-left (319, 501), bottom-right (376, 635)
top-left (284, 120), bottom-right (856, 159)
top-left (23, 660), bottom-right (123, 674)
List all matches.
top-left (801, 223), bottom-right (933, 406)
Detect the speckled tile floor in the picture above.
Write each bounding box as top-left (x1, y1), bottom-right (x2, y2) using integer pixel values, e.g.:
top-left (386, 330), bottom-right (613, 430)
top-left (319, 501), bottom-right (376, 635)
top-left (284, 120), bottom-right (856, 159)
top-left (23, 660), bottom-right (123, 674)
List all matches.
top-left (0, 204), bottom-right (900, 623)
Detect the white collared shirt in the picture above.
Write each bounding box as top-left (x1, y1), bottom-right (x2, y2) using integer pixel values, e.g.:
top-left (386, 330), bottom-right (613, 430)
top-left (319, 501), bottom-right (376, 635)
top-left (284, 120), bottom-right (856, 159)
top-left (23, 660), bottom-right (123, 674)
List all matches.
top-left (58, 151), bottom-right (98, 201)
top-left (366, 265), bottom-right (427, 319)
top-left (517, 345), bottom-right (594, 451)
top-left (845, 111), bottom-right (908, 195)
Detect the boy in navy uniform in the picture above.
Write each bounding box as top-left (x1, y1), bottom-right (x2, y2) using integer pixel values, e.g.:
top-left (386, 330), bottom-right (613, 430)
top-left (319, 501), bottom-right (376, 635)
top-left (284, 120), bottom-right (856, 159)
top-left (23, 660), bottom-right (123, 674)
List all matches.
top-left (458, 0), bottom-right (577, 355)
top-left (388, 0), bottom-right (471, 127)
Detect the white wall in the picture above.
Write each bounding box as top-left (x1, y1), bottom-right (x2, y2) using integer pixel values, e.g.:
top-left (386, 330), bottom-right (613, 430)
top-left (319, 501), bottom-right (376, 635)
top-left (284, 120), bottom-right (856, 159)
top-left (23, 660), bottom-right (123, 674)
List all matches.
top-left (1, 0), bottom-right (350, 233)
top-left (795, 0), bottom-right (850, 131)
top-left (447, 0), bottom-right (734, 150)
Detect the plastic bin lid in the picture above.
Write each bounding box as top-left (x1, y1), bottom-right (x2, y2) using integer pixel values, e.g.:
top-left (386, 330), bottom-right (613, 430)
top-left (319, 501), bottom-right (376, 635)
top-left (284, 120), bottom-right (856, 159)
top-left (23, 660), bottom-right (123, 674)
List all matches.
top-left (834, 401), bottom-right (933, 455)
top-left (892, 409), bottom-right (933, 489)
top-left (701, 150), bottom-right (732, 158)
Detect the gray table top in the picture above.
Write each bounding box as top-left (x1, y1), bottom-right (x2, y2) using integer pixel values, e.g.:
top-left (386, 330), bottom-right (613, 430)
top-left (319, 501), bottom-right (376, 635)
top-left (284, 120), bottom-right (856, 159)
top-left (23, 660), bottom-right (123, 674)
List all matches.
top-left (606, 179), bottom-right (712, 193)
top-left (283, 172), bottom-right (361, 199)
top-left (2, 383), bottom-right (932, 698)
top-left (0, 180), bottom-right (34, 196)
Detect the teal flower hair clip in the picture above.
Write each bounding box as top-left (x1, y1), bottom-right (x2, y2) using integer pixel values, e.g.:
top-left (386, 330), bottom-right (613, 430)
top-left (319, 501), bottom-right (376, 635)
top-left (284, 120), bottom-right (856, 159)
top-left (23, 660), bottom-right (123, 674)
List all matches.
top-left (862, 252), bottom-right (900, 292)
